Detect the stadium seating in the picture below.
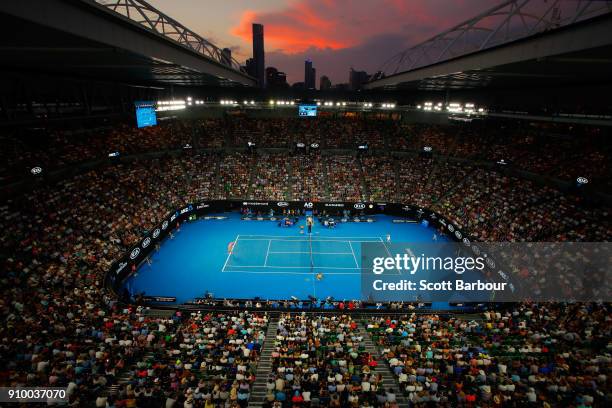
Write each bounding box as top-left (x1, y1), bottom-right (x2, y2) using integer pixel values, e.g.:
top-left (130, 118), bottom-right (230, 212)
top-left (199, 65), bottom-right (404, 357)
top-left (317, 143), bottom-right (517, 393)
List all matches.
top-left (0, 117), bottom-right (610, 406)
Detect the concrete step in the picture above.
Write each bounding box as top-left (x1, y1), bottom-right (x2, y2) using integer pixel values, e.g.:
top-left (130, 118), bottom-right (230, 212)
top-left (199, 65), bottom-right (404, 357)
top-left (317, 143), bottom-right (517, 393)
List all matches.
top-left (248, 318), bottom-right (279, 408)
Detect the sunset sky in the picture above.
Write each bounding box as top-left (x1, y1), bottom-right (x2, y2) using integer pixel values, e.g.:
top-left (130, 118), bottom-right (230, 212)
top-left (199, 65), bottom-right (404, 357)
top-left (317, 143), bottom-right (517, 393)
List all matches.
top-left (146, 0), bottom-right (497, 84)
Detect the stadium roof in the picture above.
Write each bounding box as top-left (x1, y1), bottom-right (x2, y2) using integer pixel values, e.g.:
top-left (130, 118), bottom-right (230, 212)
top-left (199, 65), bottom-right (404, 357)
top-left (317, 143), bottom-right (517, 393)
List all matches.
top-left (0, 0), bottom-right (256, 87)
top-left (366, 0), bottom-right (612, 90)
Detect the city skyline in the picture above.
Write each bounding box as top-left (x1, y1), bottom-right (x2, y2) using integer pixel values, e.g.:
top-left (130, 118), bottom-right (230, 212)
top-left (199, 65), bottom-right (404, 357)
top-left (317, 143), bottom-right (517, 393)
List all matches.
top-left (146, 0), bottom-right (497, 84)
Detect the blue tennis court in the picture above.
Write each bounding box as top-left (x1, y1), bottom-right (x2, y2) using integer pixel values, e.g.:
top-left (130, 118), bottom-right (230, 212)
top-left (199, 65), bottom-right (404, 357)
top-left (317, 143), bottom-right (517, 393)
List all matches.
top-left (124, 212), bottom-right (448, 303)
top-left (223, 235), bottom-right (390, 274)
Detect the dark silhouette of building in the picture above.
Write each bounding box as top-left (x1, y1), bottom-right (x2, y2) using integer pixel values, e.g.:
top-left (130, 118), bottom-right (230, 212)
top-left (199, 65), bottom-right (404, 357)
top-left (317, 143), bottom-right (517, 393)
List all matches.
top-left (305, 59), bottom-right (316, 90)
top-left (252, 23), bottom-right (265, 88)
top-left (319, 75), bottom-right (332, 90)
top-left (221, 48), bottom-right (232, 66)
top-left (266, 67), bottom-right (288, 89)
top-left (349, 68), bottom-right (370, 90)
top-left (244, 58), bottom-right (256, 78)
top-left (292, 82), bottom-right (305, 90)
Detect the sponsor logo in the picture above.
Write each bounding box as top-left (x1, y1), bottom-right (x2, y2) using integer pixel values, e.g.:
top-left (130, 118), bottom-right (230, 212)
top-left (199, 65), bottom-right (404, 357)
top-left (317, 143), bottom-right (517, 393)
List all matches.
top-left (354, 203), bottom-right (366, 210)
top-left (116, 262), bottom-right (128, 274)
top-left (462, 237), bottom-right (471, 246)
top-left (324, 203), bottom-right (344, 207)
top-left (486, 257), bottom-right (496, 269)
top-left (170, 213), bottom-right (177, 222)
top-left (439, 219), bottom-right (447, 227)
top-left (430, 213), bottom-right (437, 220)
top-left (577, 176), bottom-right (588, 184)
top-left (416, 208), bottom-right (424, 217)
top-left (162, 220), bottom-right (169, 230)
top-left (30, 166), bottom-right (42, 175)
top-left (498, 270), bottom-right (509, 281)
top-left (448, 224), bottom-right (455, 233)
top-left (130, 247), bottom-right (141, 260)
top-left (454, 230), bottom-right (462, 239)
top-left (152, 229), bottom-right (160, 239)
top-left (196, 203), bottom-right (209, 210)
top-left (304, 202), bottom-right (314, 208)
top-left (472, 245), bottom-right (481, 256)
top-left (277, 202), bottom-right (289, 207)
top-left (142, 237), bottom-right (151, 248)
top-left (180, 206), bottom-right (191, 214)
top-left (242, 202), bottom-right (269, 206)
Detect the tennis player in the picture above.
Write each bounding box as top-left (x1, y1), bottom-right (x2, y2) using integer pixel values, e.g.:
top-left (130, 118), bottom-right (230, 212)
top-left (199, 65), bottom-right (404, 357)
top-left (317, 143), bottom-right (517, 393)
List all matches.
top-left (227, 241), bottom-right (235, 254)
top-left (306, 216), bottom-right (313, 234)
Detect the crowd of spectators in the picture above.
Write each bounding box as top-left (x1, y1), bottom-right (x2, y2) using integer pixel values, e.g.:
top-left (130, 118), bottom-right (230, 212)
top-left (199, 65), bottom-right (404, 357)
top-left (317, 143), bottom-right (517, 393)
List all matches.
top-left (361, 156), bottom-right (397, 201)
top-left (264, 313), bottom-right (398, 408)
top-left (290, 154), bottom-right (327, 202)
top-left (325, 156), bottom-right (364, 202)
top-left (2, 117), bottom-right (610, 191)
top-left (0, 116), bottom-right (610, 407)
top-left (219, 153), bottom-right (252, 199)
top-left (250, 155), bottom-right (289, 200)
top-left (366, 303), bottom-right (610, 407)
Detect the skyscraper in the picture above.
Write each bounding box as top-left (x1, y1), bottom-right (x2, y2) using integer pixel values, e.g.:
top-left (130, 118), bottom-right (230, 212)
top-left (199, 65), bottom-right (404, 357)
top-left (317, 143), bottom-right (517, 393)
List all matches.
top-left (252, 23), bottom-right (265, 88)
top-left (221, 48), bottom-right (232, 66)
top-left (319, 75), bottom-right (332, 90)
top-left (244, 58), bottom-right (256, 78)
top-left (305, 59), bottom-right (316, 90)
top-left (349, 68), bottom-right (370, 90)
top-left (266, 67), bottom-right (288, 89)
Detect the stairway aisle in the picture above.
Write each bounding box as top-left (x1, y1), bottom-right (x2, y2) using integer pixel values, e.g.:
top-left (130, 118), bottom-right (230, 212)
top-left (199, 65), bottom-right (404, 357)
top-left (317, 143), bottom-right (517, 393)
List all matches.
top-left (358, 323), bottom-right (410, 408)
top-left (248, 317), bottom-right (279, 408)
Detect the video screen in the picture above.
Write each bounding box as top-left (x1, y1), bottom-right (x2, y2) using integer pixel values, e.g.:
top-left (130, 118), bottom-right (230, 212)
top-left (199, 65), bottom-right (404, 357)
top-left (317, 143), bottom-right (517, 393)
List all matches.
top-left (135, 101), bottom-right (157, 128)
top-left (298, 104), bottom-right (317, 117)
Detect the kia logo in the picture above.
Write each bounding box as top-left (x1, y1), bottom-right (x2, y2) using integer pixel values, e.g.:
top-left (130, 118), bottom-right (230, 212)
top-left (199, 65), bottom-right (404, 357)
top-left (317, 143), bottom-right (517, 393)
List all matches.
top-left (142, 237), bottom-right (151, 248)
top-left (354, 203), bottom-right (366, 210)
top-left (277, 202), bottom-right (289, 207)
top-left (130, 247), bottom-right (141, 260)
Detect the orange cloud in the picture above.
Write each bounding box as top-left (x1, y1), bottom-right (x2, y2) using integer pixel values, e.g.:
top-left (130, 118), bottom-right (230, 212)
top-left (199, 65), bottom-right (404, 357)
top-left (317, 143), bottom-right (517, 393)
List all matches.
top-left (231, 7), bottom-right (353, 54)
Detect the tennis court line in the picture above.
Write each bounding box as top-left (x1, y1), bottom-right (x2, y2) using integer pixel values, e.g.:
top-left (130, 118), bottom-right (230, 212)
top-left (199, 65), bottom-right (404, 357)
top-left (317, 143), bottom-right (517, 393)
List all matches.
top-left (378, 237), bottom-right (402, 275)
top-left (238, 238), bottom-right (382, 243)
top-left (220, 270), bottom-right (362, 275)
top-left (348, 241), bottom-right (359, 267)
top-left (263, 239), bottom-right (271, 267)
top-left (221, 234), bottom-right (240, 272)
top-left (238, 235), bottom-right (384, 239)
top-left (224, 265), bottom-right (360, 269)
top-left (268, 251), bottom-right (354, 255)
